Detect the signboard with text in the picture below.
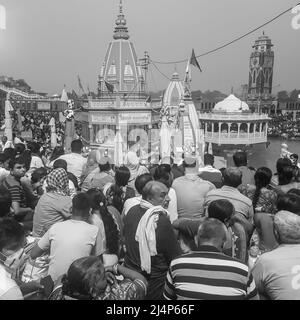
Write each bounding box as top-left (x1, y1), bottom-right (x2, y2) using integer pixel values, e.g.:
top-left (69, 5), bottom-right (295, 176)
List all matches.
top-left (90, 114), bottom-right (117, 124)
top-left (118, 112), bottom-right (151, 124)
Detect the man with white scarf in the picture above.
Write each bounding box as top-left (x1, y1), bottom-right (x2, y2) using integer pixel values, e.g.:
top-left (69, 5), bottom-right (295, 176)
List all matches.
top-left (123, 181), bottom-right (181, 300)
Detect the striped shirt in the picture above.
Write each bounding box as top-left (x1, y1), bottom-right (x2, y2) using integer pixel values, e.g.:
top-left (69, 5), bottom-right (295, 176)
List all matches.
top-left (163, 246), bottom-right (258, 300)
top-left (3, 174), bottom-right (27, 208)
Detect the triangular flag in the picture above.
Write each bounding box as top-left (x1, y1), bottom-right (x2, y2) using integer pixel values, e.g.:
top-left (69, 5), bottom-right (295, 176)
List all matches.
top-left (105, 80), bottom-right (114, 93)
top-left (145, 95), bottom-right (152, 103)
top-left (190, 49), bottom-right (202, 72)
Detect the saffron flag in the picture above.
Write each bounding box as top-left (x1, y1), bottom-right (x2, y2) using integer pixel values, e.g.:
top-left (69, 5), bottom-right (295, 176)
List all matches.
top-left (0, 5), bottom-right (6, 30)
top-left (105, 81), bottom-right (114, 93)
top-left (190, 49), bottom-right (202, 72)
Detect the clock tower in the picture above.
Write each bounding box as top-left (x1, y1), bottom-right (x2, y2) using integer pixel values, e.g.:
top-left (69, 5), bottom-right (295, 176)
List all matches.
top-left (247, 33), bottom-right (274, 113)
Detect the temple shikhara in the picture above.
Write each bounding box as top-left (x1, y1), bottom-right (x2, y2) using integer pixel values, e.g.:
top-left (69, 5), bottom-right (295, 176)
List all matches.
top-left (82, 0), bottom-right (161, 162)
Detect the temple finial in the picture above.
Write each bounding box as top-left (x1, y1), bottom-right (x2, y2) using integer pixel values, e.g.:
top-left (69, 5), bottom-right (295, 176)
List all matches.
top-left (113, 0), bottom-right (129, 40)
top-left (119, 0), bottom-right (123, 14)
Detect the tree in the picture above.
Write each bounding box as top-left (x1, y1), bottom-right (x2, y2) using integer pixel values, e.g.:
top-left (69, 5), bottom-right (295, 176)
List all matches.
top-left (277, 90), bottom-right (289, 101)
top-left (290, 89), bottom-right (300, 100)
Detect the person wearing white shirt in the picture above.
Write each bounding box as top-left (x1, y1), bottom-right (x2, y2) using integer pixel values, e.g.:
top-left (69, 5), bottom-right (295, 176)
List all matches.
top-left (30, 193), bottom-right (104, 282)
top-left (198, 153), bottom-right (223, 188)
top-left (13, 132), bottom-right (24, 145)
top-left (290, 153), bottom-right (300, 169)
top-left (0, 136), bottom-right (13, 151)
top-left (57, 139), bottom-right (87, 184)
top-left (0, 153), bottom-right (10, 185)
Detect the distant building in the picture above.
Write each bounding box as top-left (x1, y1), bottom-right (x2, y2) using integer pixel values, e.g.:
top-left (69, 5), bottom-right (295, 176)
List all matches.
top-left (247, 33), bottom-right (275, 114)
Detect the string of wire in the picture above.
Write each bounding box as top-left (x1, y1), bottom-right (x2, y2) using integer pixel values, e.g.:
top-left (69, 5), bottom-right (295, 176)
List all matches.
top-left (150, 3), bottom-right (300, 65)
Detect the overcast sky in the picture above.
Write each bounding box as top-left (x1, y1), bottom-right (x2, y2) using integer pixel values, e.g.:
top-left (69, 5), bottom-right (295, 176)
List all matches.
top-left (0, 0), bottom-right (299, 95)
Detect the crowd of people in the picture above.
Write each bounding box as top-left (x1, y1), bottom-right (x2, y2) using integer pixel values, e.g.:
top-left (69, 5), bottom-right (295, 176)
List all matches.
top-left (268, 114), bottom-right (300, 139)
top-left (0, 110), bottom-right (83, 150)
top-left (0, 136), bottom-right (300, 300)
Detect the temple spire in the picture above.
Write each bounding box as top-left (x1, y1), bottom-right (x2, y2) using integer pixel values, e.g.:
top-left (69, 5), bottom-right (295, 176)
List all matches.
top-left (119, 0), bottom-right (123, 14)
top-left (113, 0), bottom-right (130, 40)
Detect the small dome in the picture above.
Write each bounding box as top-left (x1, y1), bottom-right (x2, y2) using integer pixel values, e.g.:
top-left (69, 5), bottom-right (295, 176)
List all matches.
top-left (213, 94), bottom-right (249, 113)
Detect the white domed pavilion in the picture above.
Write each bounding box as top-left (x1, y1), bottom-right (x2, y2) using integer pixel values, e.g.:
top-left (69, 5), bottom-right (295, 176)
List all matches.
top-left (199, 94), bottom-right (270, 146)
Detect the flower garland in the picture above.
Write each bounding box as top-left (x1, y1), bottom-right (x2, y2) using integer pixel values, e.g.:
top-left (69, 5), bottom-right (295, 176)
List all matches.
top-left (159, 106), bottom-right (180, 128)
top-left (63, 99), bottom-right (75, 121)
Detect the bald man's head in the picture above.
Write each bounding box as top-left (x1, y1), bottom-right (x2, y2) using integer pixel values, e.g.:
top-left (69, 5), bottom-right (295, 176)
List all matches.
top-left (222, 167), bottom-right (242, 188)
top-left (142, 181), bottom-right (170, 208)
top-left (195, 218), bottom-right (228, 251)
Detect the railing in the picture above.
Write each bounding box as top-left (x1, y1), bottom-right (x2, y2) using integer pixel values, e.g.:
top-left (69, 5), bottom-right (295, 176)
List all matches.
top-left (198, 112), bottom-right (270, 121)
top-left (204, 132), bottom-right (267, 144)
top-left (0, 84), bottom-right (44, 99)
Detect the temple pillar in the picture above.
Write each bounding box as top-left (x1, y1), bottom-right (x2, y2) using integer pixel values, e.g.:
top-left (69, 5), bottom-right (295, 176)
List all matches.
top-left (218, 122), bottom-right (221, 146)
top-left (253, 123), bottom-right (257, 140)
top-left (89, 124), bottom-right (93, 144)
top-left (247, 123), bottom-right (250, 141)
top-left (237, 123), bottom-right (241, 139)
top-left (228, 122), bottom-right (232, 139)
top-left (259, 122), bottom-right (262, 138)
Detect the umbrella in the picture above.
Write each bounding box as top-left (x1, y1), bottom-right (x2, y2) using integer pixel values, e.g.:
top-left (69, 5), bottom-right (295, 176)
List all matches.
top-left (159, 116), bottom-right (172, 160)
top-left (4, 98), bottom-right (13, 141)
top-left (49, 117), bottom-right (57, 149)
top-left (114, 130), bottom-right (124, 166)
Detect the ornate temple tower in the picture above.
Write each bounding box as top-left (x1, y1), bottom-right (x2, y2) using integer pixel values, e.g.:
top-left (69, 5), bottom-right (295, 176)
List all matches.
top-left (97, 0), bottom-right (146, 98)
top-left (247, 33), bottom-right (274, 113)
top-left (85, 1), bottom-right (161, 161)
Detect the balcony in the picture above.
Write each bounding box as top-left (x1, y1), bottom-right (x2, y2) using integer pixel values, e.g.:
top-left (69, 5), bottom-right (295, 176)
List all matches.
top-left (204, 132), bottom-right (267, 145)
top-left (198, 112), bottom-right (270, 121)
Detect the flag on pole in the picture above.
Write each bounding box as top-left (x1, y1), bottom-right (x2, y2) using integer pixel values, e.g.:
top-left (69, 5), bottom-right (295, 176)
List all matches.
top-left (0, 5), bottom-right (6, 30)
top-left (190, 49), bottom-right (202, 72)
top-left (184, 61), bottom-right (191, 83)
top-left (105, 80), bottom-right (114, 93)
